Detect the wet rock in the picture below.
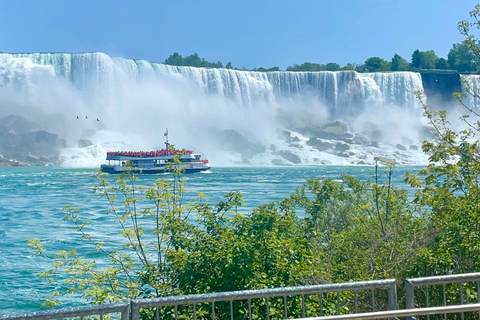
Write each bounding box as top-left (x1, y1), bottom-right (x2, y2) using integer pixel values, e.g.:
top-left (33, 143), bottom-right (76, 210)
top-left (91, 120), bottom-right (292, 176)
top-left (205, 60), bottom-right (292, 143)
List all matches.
top-left (278, 129), bottom-right (299, 142)
top-left (78, 139), bottom-right (93, 148)
top-left (337, 152), bottom-right (350, 158)
top-left (271, 159), bottom-right (284, 165)
top-left (409, 145), bottom-right (419, 150)
top-left (211, 128), bottom-right (266, 163)
top-left (298, 120), bottom-right (348, 140)
top-left (352, 135), bottom-right (370, 145)
top-left (335, 142), bottom-right (350, 152)
top-left (396, 144), bottom-right (407, 151)
top-left (277, 150), bottom-right (301, 164)
top-left (306, 138), bottom-right (333, 151)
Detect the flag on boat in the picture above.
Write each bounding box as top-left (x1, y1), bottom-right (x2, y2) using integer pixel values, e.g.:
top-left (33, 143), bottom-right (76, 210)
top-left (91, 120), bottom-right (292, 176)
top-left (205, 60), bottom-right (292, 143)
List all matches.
top-left (164, 131), bottom-right (168, 136)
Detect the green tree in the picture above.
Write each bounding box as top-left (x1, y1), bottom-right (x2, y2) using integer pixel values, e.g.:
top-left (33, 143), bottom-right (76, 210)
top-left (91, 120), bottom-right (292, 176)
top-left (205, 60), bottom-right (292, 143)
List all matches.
top-left (448, 41), bottom-right (478, 72)
top-left (253, 66), bottom-right (280, 72)
top-left (406, 92), bottom-right (480, 276)
top-left (391, 53), bottom-right (410, 71)
top-left (286, 62), bottom-right (326, 71)
top-left (164, 52), bottom-right (184, 66)
top-left (435, 57), bottom-right (450, 69)
top-left (411, 49), bottom-right (439, 69)
top-left (363, 57), bottom-right (387, 72)
top-left (325, 62), bottom-right (341, 71)
top-left (341, 63), bottom-right (356, 70)
top-left (164, 53), bottom-right (224, 68)
top-left (289, 158), bottom-right (425, 283)
top-left (405, 4), bottom-right (480, 277)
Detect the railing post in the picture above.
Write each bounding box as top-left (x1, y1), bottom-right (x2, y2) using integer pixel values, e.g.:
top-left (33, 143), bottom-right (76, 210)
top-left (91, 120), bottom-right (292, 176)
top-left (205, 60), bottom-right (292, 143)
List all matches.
top-left (388, 281), bottom-right (398, 310)
top-left (387, 280), bottom-right (398, 320)
top-left (131, 300), bottom-right (141, 320)
top-left (405, 280), bottom-right (415, 320)
top-left (121, 302), bottom-right (131, 320)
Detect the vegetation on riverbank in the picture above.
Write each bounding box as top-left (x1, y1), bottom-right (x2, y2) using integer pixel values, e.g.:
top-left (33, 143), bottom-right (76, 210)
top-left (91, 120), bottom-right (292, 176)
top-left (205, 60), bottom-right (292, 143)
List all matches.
top-left (165, 40), bottom-right (478, 73)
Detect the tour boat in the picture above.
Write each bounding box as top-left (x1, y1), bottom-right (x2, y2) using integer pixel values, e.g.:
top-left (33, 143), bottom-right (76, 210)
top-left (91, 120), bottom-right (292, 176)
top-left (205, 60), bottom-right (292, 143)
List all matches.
top-left (100, 130), bottom-right (210, 174)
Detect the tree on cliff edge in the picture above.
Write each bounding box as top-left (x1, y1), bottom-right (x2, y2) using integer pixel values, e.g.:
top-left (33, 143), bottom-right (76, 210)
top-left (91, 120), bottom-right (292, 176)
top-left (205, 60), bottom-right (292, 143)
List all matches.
top-left (363, 56), bottom-right (387, 72)
top-left (448, 41), bottom-right (478, 72)
top-left (411, 49), bottom-right (439, 69)
top-left (391, 53), bottom-right (409, 71)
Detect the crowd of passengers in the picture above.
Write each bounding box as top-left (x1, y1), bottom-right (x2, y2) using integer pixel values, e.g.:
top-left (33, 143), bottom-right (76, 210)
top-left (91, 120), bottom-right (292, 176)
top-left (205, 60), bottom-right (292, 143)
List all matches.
top-left (107, 149), bottom-right (194, 157)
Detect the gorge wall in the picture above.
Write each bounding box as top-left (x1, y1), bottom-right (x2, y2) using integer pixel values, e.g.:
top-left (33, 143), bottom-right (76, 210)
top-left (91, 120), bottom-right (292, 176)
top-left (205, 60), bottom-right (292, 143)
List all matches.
top-left (0, 52), bottom-right (473, 167)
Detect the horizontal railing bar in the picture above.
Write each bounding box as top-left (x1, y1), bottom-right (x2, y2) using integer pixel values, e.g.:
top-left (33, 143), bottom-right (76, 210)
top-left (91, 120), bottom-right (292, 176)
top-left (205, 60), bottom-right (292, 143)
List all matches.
top-left (132, 279), bottom-right (396, 308)
top-left (0, 303), bottom-right (129, 320)
top-left (406, 272), bottom-right (480, 286)
top-left (292, 303), bottom-right (480, 320)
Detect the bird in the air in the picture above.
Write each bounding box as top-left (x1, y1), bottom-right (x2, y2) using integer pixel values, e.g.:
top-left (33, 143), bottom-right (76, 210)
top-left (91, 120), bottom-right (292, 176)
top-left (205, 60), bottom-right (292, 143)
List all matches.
top-left (85, 116), bottom-right (88, 119)
top-left (97, 118), bottom-right (100, 121)
top-left (76, 116), bottom-right (79, 119)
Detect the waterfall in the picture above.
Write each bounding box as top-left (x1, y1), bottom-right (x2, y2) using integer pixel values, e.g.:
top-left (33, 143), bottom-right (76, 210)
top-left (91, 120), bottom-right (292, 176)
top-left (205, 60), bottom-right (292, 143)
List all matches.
top-left (460, 75), bottom-right (480, 111)
top-left (0, 52), bottom-right (429, 166)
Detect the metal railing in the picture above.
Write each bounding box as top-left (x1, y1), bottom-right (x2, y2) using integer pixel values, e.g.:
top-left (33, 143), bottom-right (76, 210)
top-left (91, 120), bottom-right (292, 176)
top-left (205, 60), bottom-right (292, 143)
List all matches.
top-left (130, 279), bottom-right (397, 320)
top-left (4, 273), bottom-right (480, 320)
top-left (292, 303), bottom-right (480, 320)
top-left (405, 272), bottom-right (480, 320)
top-left (0, 303), bottom-right (130, 320)
top-left (0, 279), bottom-right (396, 320)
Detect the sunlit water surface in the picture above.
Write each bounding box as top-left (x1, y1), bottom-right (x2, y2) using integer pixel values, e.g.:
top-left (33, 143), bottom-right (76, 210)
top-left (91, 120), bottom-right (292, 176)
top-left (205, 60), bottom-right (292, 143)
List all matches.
top-left (0, 166), bottom-right (421, 315)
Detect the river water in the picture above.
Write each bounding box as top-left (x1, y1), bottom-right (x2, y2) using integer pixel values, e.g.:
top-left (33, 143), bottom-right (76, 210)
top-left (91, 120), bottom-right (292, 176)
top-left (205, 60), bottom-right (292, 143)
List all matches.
top-left (0, 165), bottom-right (421, 315)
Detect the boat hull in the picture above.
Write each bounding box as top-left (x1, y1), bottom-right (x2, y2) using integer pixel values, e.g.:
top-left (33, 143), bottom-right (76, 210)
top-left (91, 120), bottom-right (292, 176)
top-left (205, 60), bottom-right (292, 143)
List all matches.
top-left (100, 164), bottom-right (210, 174)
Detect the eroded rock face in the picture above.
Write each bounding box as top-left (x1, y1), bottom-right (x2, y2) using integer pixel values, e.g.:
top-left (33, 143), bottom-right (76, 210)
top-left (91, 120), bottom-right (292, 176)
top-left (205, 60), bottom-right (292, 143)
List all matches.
top-left (0, 115), bottom-right (65, 166)
top-left (297, 120), bottom-right (349, 140)
top-left (210, 128), bottom-right (266, 164)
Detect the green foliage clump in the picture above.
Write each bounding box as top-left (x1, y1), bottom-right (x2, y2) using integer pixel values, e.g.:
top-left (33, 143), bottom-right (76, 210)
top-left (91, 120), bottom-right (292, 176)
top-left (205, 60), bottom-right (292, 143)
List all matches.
top-left (406, 89), bottom-right (480, 277)
top-left (164, 52), bottom-right (224, 68)
top-left (253, 66), bottom-right (280, 72)
top-left (286, 62), bottom-right (352, 72)
top-left (391, 54), bottom-right (410, 71)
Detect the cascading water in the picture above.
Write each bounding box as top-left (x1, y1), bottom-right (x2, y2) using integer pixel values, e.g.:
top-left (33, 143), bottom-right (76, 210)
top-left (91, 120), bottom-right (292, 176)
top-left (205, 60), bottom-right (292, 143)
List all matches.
top-left (460, 74), bottom-right (480, 111)
top-left (0, 52), bottom-right (430, 166)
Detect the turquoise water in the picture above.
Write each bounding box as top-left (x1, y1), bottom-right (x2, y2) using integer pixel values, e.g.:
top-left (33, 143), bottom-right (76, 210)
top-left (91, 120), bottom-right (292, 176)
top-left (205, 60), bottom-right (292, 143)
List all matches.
top-left (0, 166), bottom-right (420, 316)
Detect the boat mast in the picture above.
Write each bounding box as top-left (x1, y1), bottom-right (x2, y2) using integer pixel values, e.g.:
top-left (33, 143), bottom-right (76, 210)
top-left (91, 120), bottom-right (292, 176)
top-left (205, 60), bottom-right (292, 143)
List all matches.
top-left (164, 128), bottom-right (170, 149)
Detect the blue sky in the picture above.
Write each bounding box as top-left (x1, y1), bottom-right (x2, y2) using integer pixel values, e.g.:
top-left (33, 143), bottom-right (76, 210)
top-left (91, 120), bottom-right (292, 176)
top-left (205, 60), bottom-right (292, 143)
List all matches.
top-left (1, 0), bottom-right (479, 69)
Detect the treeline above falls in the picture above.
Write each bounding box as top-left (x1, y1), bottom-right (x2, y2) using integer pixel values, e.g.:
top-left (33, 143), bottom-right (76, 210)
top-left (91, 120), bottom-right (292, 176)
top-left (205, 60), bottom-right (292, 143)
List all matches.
top-left (0, 52), bottom-right (475, 167)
